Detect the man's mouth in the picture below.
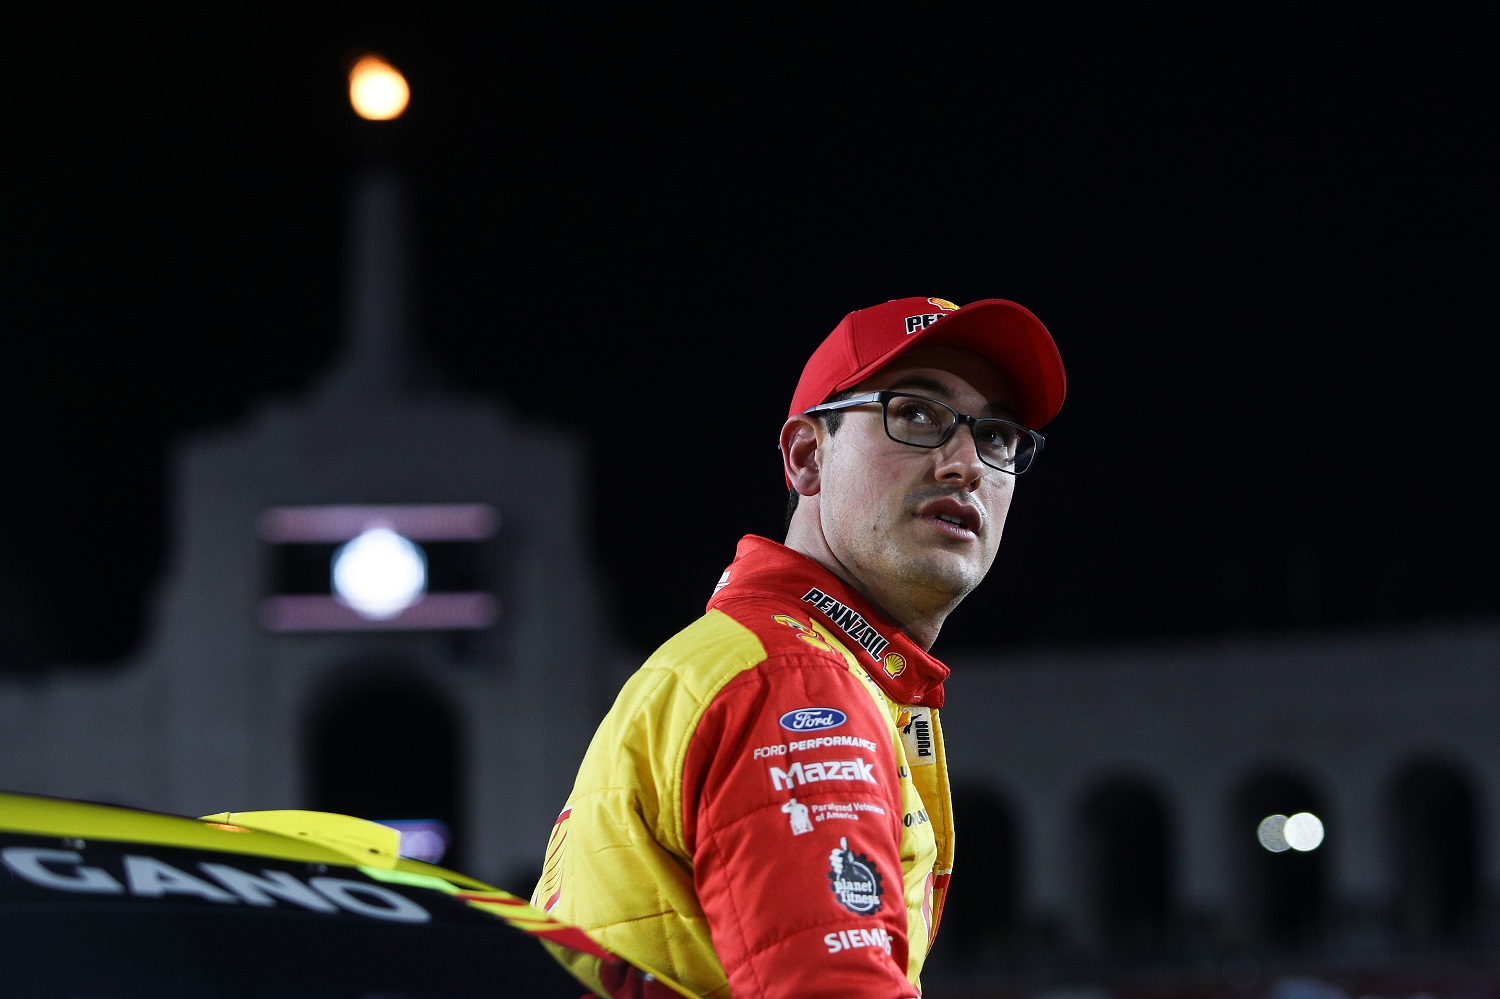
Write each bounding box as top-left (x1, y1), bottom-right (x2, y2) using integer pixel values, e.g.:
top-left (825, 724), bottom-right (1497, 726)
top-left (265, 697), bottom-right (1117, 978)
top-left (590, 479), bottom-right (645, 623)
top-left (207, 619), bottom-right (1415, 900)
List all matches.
top-left (915, 496), bottom-right (983, 536)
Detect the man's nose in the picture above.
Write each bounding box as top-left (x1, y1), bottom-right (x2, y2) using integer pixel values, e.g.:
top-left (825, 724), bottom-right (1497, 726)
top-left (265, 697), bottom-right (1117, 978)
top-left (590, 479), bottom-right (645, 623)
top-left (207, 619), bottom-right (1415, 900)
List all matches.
top-left (934, 422), bottom-right (985, 487)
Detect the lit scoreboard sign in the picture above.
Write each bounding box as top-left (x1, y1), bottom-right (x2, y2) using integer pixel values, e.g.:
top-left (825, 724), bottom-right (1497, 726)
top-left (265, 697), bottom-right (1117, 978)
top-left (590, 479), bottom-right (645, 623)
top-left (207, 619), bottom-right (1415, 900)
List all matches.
top-left (256, 503), bottom-right (500, 632)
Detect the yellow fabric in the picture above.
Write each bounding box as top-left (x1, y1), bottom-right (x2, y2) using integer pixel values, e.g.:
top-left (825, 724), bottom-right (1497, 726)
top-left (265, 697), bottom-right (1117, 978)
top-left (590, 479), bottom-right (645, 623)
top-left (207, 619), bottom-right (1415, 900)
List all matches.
top-left (534, 609), bottom-right (953, 998)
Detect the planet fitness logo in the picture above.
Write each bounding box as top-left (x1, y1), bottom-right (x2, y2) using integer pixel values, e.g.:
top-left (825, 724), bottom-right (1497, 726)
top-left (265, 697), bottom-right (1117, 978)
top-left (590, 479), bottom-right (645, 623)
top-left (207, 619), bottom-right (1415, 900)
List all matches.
top-left (828, 837), bottom-right (883, 915)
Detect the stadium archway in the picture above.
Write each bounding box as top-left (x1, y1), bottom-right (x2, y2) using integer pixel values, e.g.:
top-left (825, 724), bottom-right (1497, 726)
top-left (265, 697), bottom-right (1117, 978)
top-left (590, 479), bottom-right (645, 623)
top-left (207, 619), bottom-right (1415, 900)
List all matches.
top-left (1390, 756), bottom-right (1481, 948)
top-left (307, 668), bottom-right (465, 871)
top-left (936, 784), bottom-right (1021, 969)
top-left (1075, 775), bottom-right (1175, 960)
top-left (1232, 767), bottom-right (1327, 952)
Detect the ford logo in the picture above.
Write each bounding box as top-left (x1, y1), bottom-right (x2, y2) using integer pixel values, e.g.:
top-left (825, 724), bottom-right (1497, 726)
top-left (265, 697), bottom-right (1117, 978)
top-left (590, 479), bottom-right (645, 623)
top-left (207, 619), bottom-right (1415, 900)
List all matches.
top-left (779, 708), bottom-right (848, 732)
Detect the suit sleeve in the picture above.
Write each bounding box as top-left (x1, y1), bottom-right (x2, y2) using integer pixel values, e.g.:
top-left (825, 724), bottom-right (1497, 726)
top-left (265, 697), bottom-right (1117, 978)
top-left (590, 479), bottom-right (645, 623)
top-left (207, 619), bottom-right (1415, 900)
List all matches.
top-left (682, 652), bottom-right (917, 998)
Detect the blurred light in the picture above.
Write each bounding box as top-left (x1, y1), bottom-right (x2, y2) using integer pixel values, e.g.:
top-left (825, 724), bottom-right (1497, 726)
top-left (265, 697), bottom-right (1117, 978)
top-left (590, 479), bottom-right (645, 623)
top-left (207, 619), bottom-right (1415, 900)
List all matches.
top-left (379, 819), bottom-right (451, 864)
top-left (332, 526), bottom-right (426, 619)
top-left (259, 593), bottom-right (499, 632)
top-left (1285, 812), bottom-right (1325, 851)
top-left (1258, 814), bottom-right (1290, 852)
top-left (258, 503), bottom-right (499, 543)
top-left (348, 55), bottom-right (409, 120)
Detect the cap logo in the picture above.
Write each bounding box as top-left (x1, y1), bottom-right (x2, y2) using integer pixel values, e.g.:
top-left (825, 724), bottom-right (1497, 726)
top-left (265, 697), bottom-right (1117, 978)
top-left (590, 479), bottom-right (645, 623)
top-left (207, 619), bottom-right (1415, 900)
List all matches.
top-left (904, 313), bottom-right (945, 335)
top-left (928, 298), bottom-right (959, 311)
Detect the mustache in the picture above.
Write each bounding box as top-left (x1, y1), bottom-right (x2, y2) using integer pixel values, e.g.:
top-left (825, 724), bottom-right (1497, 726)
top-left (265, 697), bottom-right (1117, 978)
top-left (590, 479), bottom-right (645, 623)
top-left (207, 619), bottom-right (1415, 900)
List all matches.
top-left (906, 486), bottom-right (986, 524)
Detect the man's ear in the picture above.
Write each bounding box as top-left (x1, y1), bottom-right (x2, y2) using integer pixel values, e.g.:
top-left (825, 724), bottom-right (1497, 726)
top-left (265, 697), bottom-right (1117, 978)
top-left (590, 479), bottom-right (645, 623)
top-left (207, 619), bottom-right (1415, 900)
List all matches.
top-left (780, 417), bottom-right (822, 496)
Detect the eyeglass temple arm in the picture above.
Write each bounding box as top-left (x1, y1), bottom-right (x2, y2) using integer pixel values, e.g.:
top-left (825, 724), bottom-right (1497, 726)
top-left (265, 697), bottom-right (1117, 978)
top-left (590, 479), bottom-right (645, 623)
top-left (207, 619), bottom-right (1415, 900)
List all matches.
top-left (802, 392), bottom-right (884, 415)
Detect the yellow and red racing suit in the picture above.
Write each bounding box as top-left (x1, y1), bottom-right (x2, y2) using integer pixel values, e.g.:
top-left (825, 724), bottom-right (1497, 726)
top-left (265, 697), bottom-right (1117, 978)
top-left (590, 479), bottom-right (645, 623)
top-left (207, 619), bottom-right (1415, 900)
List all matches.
top-left (533, 536), bottom-right (955, 998)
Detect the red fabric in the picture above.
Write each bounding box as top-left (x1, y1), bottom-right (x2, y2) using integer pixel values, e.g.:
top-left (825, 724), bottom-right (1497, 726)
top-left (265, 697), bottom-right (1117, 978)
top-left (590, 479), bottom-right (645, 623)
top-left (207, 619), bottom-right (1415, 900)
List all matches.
top-left (708, 537), bottom-right (948, 708)
top-left (681, 537), bottom-right (930, 998)
top-left (786, 296), bottom-right (1066, 430)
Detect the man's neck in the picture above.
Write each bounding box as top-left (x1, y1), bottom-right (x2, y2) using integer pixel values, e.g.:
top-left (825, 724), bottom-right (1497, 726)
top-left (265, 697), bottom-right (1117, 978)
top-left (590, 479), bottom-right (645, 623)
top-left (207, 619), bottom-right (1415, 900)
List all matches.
top-left (782, 529), bottom-right (951, 651)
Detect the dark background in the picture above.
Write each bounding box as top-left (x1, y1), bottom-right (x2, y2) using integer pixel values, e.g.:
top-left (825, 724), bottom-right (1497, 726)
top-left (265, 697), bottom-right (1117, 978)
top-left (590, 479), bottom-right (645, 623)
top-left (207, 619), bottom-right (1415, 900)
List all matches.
top-left (5, 6), bottom-right (1496, 667)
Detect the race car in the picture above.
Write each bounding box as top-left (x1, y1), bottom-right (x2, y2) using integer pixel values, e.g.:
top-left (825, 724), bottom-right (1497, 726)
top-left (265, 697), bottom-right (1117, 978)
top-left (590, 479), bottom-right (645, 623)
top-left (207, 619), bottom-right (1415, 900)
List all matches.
top-left (0, 790), bottom-right (692, 998)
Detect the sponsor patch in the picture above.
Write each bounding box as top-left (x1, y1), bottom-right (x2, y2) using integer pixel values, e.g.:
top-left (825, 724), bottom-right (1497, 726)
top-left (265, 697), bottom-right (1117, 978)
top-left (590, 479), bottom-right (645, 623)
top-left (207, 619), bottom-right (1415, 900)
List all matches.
top-left (772, 614), bottom-right (835, 653)
top-left (903, 313), bottom-right (947, 335)
top-left (825, 926), bottom-right (893, 954)
top-left (712, 569), bottom-right (732, 595)
top-left (800, 589), bottom-right (890, 661)
top-left (810, 801), bottom-right (887, 825)
top-left (769, 758), bottom-right (876, 791)
top-left (900, 706), bottom-right (936, 768)
top-left (928, 298), bottom-right (959, 312)
top-left (781, 797), bottom-right (814, 836)
top-left (828, 837), bottom-right (883, 915)
top-left (753, 735), bottom-right (880, 759)
top-left (779, 707), bottom-right (847, 732)
top-left (883, 652), bottom-right (906, 678)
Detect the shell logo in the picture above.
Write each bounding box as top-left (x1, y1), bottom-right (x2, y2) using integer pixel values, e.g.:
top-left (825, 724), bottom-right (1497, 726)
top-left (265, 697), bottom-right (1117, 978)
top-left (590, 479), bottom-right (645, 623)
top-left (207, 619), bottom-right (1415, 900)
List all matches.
top-left (774, 614), bottom-right (836, 653)
top-left (883, 652), bottom-right (907, 678)
top-left (928, 298), bottom-right (959, 312)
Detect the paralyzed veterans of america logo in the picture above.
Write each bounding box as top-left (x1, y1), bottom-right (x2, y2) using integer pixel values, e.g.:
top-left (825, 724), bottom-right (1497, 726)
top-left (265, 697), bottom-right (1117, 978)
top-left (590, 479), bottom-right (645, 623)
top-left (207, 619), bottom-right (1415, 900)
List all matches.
top-left (828, 837), bottom-right (884, 915)
top-left (779, 707), bottom-right (847, 732)
top-left (781, 797), bottom-right (814, 835)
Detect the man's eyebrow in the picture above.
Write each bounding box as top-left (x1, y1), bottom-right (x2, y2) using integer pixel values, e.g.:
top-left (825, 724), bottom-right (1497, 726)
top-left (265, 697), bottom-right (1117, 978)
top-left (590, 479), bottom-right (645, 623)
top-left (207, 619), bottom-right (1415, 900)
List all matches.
top-left (884, 376), bottom-right (1018, 419)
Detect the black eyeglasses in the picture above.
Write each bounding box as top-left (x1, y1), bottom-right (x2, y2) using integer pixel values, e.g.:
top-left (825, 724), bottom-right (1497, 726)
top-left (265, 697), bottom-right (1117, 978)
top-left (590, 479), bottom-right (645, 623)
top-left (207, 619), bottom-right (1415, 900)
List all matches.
top-left (803, 391), bottom-right (1045, 475)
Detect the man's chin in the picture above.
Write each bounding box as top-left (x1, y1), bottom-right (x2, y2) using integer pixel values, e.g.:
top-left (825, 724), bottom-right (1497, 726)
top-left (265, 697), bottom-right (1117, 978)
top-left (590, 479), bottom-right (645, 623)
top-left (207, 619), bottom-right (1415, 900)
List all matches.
top-left (904, 553), bottom-right (985, 606)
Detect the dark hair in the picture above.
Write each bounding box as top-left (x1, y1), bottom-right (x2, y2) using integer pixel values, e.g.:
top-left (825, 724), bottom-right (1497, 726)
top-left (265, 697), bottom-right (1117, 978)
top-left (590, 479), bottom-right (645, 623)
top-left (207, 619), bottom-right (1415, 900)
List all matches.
top-left (782, 390), bottom-right (858, 532)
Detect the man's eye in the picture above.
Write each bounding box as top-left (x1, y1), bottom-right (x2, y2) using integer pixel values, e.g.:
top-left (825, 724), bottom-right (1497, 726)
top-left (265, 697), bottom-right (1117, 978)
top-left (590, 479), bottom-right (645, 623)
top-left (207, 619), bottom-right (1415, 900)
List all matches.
top-left (893, 400), bottom-right (942, 425)
top-left (978, 423), bottom-right (1020, 453)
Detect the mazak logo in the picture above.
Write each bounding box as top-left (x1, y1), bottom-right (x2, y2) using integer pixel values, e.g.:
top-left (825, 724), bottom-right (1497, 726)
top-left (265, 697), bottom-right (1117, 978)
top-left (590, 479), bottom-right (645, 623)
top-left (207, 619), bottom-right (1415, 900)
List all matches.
top-left (769, 758), bottom-right (876, 791)
top-left (779, 707), bottom-right (847, 732)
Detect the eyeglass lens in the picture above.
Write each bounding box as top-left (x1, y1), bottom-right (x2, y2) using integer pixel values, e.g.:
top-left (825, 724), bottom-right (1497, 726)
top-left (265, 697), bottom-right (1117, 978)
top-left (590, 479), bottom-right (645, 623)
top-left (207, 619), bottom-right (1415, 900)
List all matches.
top-left (883, 394), bottom-right (1036, 472)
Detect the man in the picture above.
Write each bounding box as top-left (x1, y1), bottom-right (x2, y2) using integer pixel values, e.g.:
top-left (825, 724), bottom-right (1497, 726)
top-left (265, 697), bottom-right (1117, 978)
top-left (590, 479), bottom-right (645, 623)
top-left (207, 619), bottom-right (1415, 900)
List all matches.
top-left (534, 296), bottom-right (1066, 998)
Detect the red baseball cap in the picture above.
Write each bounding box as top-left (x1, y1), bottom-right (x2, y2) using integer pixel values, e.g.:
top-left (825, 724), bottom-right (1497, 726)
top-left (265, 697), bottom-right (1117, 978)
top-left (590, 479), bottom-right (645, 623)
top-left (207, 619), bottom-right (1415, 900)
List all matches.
top-left (787, 296), bottom-right (1067, 431)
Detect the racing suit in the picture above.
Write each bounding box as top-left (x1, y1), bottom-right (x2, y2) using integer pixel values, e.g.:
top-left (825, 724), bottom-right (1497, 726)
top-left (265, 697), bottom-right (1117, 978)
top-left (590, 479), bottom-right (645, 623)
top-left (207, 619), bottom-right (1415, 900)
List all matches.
top-left (533, 535), bottom-right (954, 998)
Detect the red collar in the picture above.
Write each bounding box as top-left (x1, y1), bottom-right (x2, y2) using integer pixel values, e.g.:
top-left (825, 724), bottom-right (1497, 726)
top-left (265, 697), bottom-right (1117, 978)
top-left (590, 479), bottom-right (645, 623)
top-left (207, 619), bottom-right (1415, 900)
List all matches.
top-left (706, 535), bottom-right (950, 708)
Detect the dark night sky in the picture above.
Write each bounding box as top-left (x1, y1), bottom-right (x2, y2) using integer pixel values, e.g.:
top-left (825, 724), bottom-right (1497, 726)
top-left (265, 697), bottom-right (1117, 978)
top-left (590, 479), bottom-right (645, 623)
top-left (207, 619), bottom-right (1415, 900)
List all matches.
top-left (4, 6), bottom-right (1496, 668)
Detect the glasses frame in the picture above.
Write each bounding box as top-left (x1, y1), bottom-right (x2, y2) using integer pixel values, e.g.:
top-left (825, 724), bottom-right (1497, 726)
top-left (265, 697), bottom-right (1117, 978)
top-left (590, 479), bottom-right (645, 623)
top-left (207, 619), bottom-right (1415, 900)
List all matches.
top-left (803, 390), bottom-right (1045, 475)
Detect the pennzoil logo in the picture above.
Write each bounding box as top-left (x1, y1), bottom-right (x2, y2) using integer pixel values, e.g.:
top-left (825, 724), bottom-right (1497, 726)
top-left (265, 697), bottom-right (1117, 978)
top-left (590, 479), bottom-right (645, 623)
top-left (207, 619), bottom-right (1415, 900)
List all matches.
top-left (801, 588), bottom-right (890, 661)
top-left (904, 298), bottom-right (959, 335)
top-left (883, 653), bottom-right (906, 678)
